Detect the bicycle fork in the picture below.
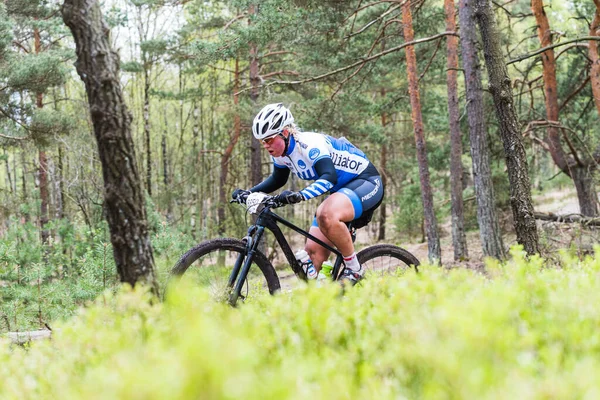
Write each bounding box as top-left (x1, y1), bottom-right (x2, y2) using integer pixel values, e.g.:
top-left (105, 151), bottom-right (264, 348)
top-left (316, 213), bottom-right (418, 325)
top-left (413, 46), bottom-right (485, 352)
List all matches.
top-left (228, 224), bottom-right (266, 306)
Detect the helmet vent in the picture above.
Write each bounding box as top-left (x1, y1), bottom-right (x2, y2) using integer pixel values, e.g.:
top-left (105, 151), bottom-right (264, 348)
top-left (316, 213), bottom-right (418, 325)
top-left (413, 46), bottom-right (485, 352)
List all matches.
top-left (272, 115), bottom-right (283, 130)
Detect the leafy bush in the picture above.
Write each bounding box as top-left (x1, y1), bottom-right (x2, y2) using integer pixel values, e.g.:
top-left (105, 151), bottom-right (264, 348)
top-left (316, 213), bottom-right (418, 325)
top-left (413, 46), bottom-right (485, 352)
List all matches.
top-left (0, 213), bottom-right (194, 332)
top-left (2, 246), bottom-right (600, 398)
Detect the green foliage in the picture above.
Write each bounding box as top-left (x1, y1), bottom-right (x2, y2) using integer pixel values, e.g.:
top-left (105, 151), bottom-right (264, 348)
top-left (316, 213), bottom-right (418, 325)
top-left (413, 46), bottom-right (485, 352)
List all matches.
top-left (0, 209), bottom-right (197, 332)
top-left (29, 108), bottom-right (76, 145)
top-left (393, 178), bottom-right (424, 239)
top-left (0, 4), bottom-right (12, 58)
top-left (3, 0), bottom-right (52, 19)
top-left (3, 247), bottom-right (600, 398)
top-left (140, 39), bottom-right (169, 56)
top-left (121, 61), bottom-right (144, 73)
top-left (4, 50), bottom-right (69, 93)
top-left (104, 6), bottom-right (129, 28)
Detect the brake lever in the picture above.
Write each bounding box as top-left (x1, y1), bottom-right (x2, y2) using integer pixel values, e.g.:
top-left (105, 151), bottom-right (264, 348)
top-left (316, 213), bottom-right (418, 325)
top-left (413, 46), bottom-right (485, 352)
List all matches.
top-left (230, 197), bottom-right (247, 205)
top-left (263, 196), bottom-right (281, 209)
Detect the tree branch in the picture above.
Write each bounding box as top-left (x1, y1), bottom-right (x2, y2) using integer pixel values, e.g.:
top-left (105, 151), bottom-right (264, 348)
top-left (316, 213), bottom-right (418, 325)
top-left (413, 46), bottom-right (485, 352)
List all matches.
top-left (261, 70), bottom-right (299, 79)
top-left (12, 40), bottom-right (29, 53)
top-left (223, 13), bottom-right (247, 31)
top-left (418, 37), bottom-right (443, 82)
top-left (559, 75), bottom-right (590, 112)
top-left (555, 43), bottom-right (588, 60)
top-left (236, 31), bottom-right (459, 94)
top-left (0, 107), bottom-right (31, 132)
top-left (0, 131), bottom-right (29, 140)
top-left (345, 4), bottom-right (401, 39)
top-left (508, 36), bottom-right (600, 65)
top-left (343, 0), bottom-right (404, 24)
top-left (261, 50), bottom-right (297, 59)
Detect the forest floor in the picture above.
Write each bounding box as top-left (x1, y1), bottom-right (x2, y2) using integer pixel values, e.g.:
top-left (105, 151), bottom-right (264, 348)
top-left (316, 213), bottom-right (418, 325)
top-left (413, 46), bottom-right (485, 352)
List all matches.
top-left (404, 187), bottom-right (585, 268)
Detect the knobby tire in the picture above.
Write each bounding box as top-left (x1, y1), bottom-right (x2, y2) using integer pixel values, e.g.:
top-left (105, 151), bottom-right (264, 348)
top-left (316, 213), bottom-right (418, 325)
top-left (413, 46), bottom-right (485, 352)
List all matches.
top-left (170, 238), bottom-right (281, 296)
top-left (357, 243), bottom-right (420, 272)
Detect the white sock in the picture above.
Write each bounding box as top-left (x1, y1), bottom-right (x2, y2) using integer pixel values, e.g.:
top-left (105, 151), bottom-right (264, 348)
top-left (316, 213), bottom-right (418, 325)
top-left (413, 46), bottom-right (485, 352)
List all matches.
top-left (343, 252), bottom-right (362, 273)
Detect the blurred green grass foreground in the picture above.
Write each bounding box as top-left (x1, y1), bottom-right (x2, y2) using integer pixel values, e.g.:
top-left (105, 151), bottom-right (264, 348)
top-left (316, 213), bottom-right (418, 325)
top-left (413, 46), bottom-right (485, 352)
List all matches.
top-left (2, 246), bottom-right (600, 399)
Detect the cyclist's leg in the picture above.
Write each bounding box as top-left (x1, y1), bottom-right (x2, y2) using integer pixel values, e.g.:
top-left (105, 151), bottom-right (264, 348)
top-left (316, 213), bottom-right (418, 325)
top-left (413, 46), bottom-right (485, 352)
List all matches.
top-left (307, 175), bottom-right (384, 273)
top-left (322, 176), bottom-right (384, 280)
top-left (313, 193), bottom-right (356, 259)
top-left (305, 221), bottom-right (334, 270)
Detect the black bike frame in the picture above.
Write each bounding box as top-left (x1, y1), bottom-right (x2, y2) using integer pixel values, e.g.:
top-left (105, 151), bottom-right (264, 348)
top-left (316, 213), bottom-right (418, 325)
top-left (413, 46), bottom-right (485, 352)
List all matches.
top-left (227, 204), bottom-right (354, 305)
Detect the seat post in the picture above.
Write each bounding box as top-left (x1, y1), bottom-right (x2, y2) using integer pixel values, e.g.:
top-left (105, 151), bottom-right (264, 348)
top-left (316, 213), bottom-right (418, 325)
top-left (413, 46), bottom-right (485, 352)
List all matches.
top-left (347, 223), bottom-right (357, 243)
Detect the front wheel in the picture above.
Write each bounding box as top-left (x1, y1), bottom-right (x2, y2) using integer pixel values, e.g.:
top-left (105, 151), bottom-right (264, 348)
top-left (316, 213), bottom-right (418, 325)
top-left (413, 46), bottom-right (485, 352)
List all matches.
top-left (357, 244), bottom-right (420, 277)
top-left (169, 238), bottom-right (281, 303)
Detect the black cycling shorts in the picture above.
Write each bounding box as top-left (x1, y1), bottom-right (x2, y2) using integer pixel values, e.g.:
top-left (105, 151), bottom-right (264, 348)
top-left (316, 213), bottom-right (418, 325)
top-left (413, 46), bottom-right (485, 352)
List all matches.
top-left (311, 163), bottom-right (384, 227)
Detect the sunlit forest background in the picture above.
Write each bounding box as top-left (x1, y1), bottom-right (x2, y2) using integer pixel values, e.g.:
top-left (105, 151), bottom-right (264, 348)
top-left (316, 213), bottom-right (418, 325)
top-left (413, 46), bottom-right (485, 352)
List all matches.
top-left (1, 0), bottom-right (599, 330)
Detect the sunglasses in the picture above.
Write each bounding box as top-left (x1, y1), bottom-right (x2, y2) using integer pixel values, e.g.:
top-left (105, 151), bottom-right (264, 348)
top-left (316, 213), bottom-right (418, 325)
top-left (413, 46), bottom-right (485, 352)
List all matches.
top-left (260, 136), bottom-right (278, 145)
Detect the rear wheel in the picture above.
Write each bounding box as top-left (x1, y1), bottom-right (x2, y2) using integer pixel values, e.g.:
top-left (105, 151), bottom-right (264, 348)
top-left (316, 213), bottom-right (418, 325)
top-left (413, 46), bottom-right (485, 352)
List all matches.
top-left (170, 238), bottom-right (280, 303)
top-left (357, 244), bottom-right (419, 277)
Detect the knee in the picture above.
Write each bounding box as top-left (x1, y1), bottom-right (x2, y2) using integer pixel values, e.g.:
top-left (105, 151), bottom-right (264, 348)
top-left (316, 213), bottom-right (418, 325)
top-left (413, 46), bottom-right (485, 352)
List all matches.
top-left (316, 208), bottom-right (337, 231)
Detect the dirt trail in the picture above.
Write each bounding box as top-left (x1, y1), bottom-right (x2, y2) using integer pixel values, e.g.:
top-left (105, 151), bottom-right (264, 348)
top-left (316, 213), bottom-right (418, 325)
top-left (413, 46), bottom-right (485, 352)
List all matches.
top-left (272, 187), bottom-right (586, 290)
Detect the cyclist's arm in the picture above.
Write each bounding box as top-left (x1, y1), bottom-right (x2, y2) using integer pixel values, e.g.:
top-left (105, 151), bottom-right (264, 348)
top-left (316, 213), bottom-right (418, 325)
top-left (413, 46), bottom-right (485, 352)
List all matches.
top-left (299, 158), bottom-right (337, 200)
top-left (250, 165), bottom-right (290, 193)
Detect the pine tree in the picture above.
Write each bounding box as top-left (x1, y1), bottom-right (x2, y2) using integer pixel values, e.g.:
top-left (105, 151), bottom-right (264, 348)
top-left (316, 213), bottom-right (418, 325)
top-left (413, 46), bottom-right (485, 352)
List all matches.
top-left (0, 0), bottom-right (73, 245)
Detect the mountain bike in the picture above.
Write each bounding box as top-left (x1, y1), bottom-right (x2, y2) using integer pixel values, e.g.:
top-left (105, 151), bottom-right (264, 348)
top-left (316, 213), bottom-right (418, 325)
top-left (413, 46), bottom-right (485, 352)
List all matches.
top-left (170, 192), bottom-right (420, 306)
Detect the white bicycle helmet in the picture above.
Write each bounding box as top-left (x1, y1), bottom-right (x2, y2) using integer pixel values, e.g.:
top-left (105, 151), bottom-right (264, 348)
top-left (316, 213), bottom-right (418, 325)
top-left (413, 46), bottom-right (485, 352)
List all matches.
top-left (252, 103), bottom-right (294, 140)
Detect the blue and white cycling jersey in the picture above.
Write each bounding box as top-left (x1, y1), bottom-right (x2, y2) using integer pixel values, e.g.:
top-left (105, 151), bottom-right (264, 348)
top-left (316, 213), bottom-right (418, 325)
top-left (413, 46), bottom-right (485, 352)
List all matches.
top-left (272, 131), bottom-right (371, 199)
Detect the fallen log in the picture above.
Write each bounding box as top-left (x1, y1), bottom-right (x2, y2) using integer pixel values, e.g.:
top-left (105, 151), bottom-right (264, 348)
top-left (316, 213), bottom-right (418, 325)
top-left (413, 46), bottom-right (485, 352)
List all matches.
top-left (5, 329), bottom-right (52, 345)
top-left (534, 212), bottom-right (600, 226)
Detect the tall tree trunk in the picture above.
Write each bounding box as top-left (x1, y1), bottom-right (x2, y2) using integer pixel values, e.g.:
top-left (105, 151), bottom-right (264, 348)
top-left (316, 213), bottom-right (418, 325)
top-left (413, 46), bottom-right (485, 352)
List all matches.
top-left (589, 1), bottom-right (600, 211)
top-left (162, 109), bottom-right (172, 221)
top-left (62, 0), bottom-right (159, 293)
top-left (532, 0), bottom-right (598, 217)
top-left (531, 0), bottom-right (569, 172)
top-left (21, 150), bottom-right (27, 205)
top-left (475, 0), bottom-right (540, 255)
top-left (4, 147), bottom-right (13, 194)
top-left (249, 4), bottom-right (262, 187)
top-left (191, 101), bottom-right (200, 239)
top-left (378, 88), bottom-right (388, 241)
top-left (218, 57), bottom-right (242, 236)
top-left (402, 1), bottom-right (441, 263)
top-left (12, 149), bottom-right (17, 195)
top-left (143, 70), bottom-right (152, 196)
top-left (57, 146), bottom-right (65, 220)
top-left (459, 0), bottom-right (505, 259)
top-left (445, 0), bottom-right (468, 261)
top-left (34, 28), bottom-right (50, 245)
top-left (38, 148), bottom-right (50, 244)
top-left (589, 0), bottom-right (600, 117)
top-left (378, 34), bottom-right (388, 242)
top-left (572, 166), bottom-right (598, 216)
top-left (54, 88), bottom-right (65, 221)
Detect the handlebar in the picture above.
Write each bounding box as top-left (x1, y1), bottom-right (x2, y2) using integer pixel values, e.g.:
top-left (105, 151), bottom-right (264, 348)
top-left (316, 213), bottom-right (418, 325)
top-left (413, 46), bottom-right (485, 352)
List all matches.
top-left (230, 193), bottom-right (285, 211)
